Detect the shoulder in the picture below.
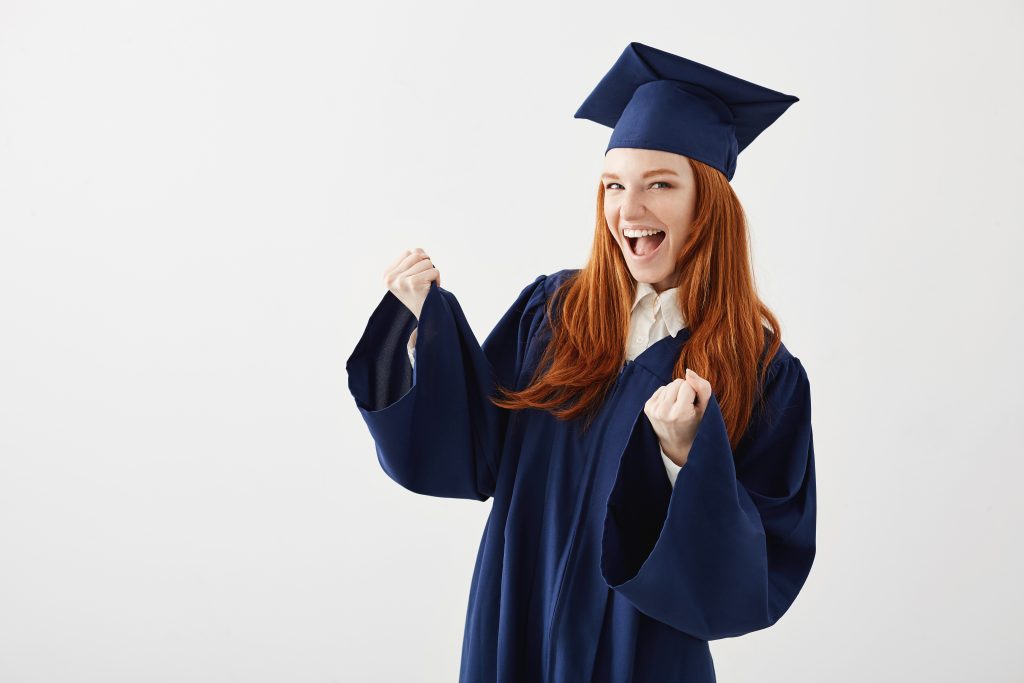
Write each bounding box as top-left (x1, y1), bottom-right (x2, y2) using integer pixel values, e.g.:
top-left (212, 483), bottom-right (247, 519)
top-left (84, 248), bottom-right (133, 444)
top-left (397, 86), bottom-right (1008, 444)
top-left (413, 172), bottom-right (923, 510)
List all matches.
top-left (501, 268), bottom-right (579, 346)
top-left (536, 268), bottom-right (580, 307)
top-left (511, 268), bottom-right (579, 312)
top-left (768, 339), bottom-right (795, 368)
top-left (539, 267), bottom-right (580, 296)
top-left (756, 332), bottom-right (811, 408)
top-left (759, 338), bottom-right (811, 417)
top-left (759, 326), bottom-right (806, 378)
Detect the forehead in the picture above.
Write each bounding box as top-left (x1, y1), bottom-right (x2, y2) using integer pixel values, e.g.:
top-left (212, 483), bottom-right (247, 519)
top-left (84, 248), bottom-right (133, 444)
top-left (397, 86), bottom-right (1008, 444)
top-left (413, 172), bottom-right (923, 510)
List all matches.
top-left (602, 147), bottom-right (689, 173)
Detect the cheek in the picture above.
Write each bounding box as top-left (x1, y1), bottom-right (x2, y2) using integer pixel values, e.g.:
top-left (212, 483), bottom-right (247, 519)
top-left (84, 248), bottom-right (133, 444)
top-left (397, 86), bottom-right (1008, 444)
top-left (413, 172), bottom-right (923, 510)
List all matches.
top-left (665, 201), bottom-right (694, 235)
top-left (675, 194), bottom-right (697, 224)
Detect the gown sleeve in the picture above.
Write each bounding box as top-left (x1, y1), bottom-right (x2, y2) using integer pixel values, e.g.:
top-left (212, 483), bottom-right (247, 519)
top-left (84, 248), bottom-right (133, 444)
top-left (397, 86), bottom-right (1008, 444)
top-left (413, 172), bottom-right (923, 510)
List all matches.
top-left (600, 354), bottom-right (816, 640)
top-left (346, 275), bottom-right (549, 501)
top-left (407, 327), bottom-right (417, 367)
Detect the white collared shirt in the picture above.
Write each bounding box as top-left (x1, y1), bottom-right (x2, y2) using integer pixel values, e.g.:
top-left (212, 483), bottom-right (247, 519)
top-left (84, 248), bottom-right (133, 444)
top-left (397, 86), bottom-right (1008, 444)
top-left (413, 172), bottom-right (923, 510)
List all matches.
top-left (406, 280), bottom-right (687, 487)
top-left (626, 280), bottom-right (687, 486)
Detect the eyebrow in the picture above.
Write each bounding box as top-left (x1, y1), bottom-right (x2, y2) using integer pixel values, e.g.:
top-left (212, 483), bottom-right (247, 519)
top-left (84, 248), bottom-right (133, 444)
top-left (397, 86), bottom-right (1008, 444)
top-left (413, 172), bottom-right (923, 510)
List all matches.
top-left (600, 168), bottom-right (680, 180)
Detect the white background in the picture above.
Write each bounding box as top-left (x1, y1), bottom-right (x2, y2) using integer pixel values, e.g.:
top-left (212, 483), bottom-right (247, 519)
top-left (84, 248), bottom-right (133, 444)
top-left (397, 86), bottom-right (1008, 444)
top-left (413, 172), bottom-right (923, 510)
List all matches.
top-left (2, 0), bottom-right (1021, 681)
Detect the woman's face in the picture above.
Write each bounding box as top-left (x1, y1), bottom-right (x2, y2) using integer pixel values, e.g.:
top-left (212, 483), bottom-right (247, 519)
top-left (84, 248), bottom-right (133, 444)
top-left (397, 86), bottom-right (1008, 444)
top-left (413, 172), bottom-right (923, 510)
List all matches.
top-left (602, 147), bottom-right (696, 292)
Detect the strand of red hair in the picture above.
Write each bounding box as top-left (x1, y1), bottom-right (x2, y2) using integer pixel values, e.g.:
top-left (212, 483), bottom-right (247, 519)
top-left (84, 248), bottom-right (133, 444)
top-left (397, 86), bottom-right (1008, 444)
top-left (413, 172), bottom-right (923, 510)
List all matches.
top-left (491, 157), bottom-right (781, 448)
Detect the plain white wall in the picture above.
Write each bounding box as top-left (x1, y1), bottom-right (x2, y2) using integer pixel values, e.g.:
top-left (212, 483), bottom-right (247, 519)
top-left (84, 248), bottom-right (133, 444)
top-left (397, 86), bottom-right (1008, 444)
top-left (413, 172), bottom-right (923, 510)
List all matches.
top-left (1, 0), bottom-right (1021, 681)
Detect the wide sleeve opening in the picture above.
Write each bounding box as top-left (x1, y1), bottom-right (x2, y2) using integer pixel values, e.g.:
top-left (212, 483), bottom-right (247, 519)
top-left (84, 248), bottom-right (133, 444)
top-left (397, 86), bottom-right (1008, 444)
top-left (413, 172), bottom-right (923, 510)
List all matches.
top-left (600, 356), bottom-right (816, 641)
top-left (346, 275), bottom-right (551, 501)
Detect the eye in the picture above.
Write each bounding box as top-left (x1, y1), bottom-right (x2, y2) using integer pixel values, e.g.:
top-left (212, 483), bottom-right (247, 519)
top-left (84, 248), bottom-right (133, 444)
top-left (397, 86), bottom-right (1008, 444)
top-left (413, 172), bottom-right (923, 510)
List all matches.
top-left (604, 181), bottom-right (672, 190)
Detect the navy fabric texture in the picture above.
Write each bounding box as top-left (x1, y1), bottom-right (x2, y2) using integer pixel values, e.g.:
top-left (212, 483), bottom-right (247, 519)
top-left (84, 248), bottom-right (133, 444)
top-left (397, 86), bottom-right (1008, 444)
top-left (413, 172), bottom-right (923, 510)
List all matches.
top-left (574, 42), bottom-right (799, 181)
top-left (346, 269), bottom-right (816, 682)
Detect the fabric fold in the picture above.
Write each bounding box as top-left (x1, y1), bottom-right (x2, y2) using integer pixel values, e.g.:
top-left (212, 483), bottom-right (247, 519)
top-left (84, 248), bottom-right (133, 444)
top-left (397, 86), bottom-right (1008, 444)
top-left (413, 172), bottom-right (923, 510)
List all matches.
top-left (600, 356), bottom-right (816, 640)
top-left (346, 276), bottom-right (548, 500)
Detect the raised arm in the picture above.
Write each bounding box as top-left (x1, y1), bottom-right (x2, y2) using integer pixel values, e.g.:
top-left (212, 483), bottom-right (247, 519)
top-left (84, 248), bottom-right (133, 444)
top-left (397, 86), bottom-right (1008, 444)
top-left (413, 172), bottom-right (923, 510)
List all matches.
top-left (347, 271), bottom-right (550, 501)
top-left (601, 353), bottom-right (816, 640)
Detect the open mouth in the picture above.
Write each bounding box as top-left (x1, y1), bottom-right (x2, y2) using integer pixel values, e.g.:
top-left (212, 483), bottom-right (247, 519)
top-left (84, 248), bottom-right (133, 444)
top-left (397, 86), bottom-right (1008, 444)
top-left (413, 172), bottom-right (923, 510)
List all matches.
top-left (626, 231), bottom-right (666, 258)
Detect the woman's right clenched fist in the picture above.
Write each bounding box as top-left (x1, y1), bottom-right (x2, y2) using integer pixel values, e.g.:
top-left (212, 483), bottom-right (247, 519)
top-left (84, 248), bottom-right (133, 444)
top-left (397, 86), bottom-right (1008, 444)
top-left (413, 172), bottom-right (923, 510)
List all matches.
top-left (384, 248), bottom-right (441, 321)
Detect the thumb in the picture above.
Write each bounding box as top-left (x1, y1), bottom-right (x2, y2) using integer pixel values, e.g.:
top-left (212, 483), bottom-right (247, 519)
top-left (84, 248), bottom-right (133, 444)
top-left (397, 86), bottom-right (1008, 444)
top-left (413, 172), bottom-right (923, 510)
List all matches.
top-left (685, 368), bottom-right (712, 406)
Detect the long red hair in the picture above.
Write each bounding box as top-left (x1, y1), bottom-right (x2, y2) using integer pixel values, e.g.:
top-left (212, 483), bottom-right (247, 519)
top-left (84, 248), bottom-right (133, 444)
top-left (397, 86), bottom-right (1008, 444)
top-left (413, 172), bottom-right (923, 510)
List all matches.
top-left (491, 157), bottom-right (782, 449)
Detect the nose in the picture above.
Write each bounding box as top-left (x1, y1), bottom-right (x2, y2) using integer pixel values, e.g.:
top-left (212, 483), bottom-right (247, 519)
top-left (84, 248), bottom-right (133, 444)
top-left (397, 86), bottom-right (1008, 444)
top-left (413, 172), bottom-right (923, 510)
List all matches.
top-left (619, 189), bottom-right (647, 222)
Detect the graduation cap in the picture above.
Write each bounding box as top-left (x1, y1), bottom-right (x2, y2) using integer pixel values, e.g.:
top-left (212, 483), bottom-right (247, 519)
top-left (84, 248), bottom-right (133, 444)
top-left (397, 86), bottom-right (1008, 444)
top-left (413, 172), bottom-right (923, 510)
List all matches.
top-left (574, 42), bottom-right (799, 181)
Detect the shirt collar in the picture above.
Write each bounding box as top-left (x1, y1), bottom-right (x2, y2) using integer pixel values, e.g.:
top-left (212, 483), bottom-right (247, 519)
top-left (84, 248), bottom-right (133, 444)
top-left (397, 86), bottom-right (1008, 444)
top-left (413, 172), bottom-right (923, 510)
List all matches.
top-left (631, 280), bottom-right (687, 337)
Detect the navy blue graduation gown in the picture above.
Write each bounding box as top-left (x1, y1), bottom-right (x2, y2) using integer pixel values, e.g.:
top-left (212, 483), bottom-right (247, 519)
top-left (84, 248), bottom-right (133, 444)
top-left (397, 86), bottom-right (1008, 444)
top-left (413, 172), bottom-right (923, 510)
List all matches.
top-left (346, 268), bottom-right (816, 682)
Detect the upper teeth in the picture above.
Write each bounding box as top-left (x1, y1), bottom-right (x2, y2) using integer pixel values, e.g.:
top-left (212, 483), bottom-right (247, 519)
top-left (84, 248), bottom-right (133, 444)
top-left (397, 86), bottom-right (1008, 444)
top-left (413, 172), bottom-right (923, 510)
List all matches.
top-left (623, 228), bottom-right (664, 237)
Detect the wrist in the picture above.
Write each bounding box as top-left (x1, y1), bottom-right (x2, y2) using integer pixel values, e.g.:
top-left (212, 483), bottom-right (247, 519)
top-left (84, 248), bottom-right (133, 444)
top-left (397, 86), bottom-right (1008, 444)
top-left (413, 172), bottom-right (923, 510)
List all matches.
top-left (661, 442), bottom-right (692, 467)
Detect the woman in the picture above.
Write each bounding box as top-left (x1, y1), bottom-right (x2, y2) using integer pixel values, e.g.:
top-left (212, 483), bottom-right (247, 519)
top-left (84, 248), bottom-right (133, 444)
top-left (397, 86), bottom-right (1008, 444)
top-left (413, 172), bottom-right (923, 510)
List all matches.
top-left (347, 42), bottom-right (815, 683)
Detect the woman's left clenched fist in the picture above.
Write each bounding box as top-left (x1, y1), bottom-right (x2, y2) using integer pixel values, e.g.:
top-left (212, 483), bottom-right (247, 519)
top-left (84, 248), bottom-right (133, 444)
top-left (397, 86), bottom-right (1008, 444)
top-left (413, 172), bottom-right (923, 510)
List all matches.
top-left (644, 368), bottom-right (713, 468)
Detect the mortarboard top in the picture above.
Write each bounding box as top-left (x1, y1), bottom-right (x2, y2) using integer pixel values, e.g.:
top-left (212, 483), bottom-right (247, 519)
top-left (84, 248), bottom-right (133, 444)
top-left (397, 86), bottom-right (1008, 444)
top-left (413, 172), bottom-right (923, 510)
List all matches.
top-left (574, 42), bottom-right (799, 181)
